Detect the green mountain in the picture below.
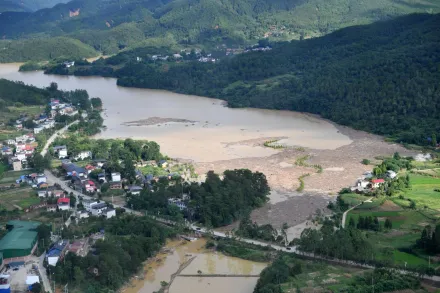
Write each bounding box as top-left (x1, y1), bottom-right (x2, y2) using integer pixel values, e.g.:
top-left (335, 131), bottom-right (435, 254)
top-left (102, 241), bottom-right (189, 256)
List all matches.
top-left (0, 0), bottom-right (69, 12)
top-left (72, 13), bottom-right (439, 145)
top-left (0, 0), bottom-right (439, 60)
top-left (0, 37), bottom-right (98, 63)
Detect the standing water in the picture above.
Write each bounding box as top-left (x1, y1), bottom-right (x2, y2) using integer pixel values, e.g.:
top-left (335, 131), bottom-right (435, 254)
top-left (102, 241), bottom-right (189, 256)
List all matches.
top-left (122, 238), bottom-right (267, 293)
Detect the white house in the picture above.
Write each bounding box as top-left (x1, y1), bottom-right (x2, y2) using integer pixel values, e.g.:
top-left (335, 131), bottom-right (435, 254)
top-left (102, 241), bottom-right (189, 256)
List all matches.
top-left (386, 170), bottom-right (397, 179)
top-left (103, 208), bottom-right (116, 219)
top-left (127, 185), bottom-right (143, 195)
top-left (36, 175), bottom-right (47, 184)
top-left (74, 151), bottom-right (92, 161)
top-left (111, 172), bottom-right (121, 182)
top-left (12, 159), bottom-right (22, 171)
top-left (47, 205), bottom-right (57, 212)
top-left (83, 199), bottom-right (99, 212)
top-left (362, 171), bottom-right (373, 179)
top-left (34, 126), bottom-right (44, 134)
top-left (15, 152), bottom-right (26, 161)
top-left (356, 179), bottom-right (369, 189)
top-left (371, 179), bottom-right (385, 189)
top-left (77, 211), bottom-right (89, 219)
top-left (91, 203), bottom-right (108, 216)
top-left (37, 190), bottom-right (47, 198)
top-left (58, 204), bottom-right (70, 211)
top-left (168, 198), bottom-right (187, 211)
top-left (59, 148), bottom-right (68, 159)
top-left (5, 139), bottom-right (16, 146)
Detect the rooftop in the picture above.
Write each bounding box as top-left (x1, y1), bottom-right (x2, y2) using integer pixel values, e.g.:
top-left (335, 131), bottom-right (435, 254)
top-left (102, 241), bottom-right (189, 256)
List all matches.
top-left (0, 221), bottom-right (40, 251)
top-left (47, 240), bottom-right (68, 257)
top-left (92, 203), bottom-right (107, 209)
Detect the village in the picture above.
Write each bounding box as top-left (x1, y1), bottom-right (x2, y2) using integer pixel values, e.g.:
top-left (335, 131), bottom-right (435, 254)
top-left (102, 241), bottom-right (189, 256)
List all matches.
top-left (1, 98), bottom-right (79, 172)
top-left (0, 135), bottom-right (197, 291)
top-left (133, 44), bottom-right (273, 65)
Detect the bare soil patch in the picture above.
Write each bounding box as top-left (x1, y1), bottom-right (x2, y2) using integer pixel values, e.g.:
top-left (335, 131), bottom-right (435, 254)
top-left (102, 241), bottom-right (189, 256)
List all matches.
top-left (383, 230), bottom-right (408, 237)
top-left (376, 200), bottom-right (403, 211)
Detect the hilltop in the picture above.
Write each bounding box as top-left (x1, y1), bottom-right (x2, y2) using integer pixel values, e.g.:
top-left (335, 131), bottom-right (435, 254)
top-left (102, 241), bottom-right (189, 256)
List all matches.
top-left (0, 0), bottom-right (439, 61)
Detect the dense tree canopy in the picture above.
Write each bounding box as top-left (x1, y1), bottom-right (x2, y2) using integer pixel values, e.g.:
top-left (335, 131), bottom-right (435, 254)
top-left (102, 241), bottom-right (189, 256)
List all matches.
top-left (1, 0), bottom-right (439, 60)
top-left (129, 169), bottom-right (270, 227)
top-left (52, 215), bottom-right (174, 292)
top-left (98, 13), bottom-right (440, 145)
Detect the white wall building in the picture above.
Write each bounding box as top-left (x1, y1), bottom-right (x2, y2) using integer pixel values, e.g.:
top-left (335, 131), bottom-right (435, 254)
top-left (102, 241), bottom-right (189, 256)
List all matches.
top-left (77, 211), bottom-right (89, 219)
top-left (168, 198), bottom-right (187, 211)
top-left (58, 148), bottom-right (68, 159)
top-left (83, 199), bottom-right (99, 212)
top-left (91, 203), bottom-right (108, 216)
top-left (36, 175), bottom-right (47, 184)
top-left (34, 126), bottom-right (44, 134)
top-left (103, 208), bottom-right (116, 219)
top-left (74, 151), bottom-right (92, 161)
top-left (111, 172), bottom-right (121, 182)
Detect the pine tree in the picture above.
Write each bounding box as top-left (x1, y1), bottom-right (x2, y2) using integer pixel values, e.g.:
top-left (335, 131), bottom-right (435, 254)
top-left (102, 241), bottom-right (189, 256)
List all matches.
top-left (384, 218), bottom-right (392, 230)
top-left (348, 217), bottom-right (355, 228)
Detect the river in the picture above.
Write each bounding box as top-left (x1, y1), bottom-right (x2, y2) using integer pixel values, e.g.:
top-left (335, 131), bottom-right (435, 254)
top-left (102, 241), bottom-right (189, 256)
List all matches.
top-left (0, 63), bottom-right (351, 162)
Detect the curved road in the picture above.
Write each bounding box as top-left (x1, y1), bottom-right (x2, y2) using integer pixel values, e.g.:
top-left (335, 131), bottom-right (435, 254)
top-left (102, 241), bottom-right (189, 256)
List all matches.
top-left (341, 197), bottom-right (372, 228)
top-left (40, 121), bottom-right (78, 157)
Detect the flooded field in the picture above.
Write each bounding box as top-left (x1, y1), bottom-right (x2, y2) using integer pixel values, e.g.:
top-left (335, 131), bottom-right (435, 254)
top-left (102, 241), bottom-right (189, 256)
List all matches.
top-left (122, 238), bottom-right (267, 293)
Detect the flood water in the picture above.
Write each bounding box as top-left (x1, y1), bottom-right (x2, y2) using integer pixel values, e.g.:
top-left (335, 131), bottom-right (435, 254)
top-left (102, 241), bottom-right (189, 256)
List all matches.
top-left (122, 238), bottom-right (267, 293)
top-left (0, 63), bottom-right (351, 162)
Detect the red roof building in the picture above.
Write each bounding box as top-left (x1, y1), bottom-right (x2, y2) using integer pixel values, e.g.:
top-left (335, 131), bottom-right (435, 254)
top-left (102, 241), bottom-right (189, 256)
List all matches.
top-left (57, 198), bottom-right (70, 205)
top-left (371, 179), bottom-right (385, 184)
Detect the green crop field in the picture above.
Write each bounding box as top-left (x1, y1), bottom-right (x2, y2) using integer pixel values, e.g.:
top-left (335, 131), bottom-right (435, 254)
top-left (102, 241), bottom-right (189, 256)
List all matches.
top-left (404, 174), bottom-right (440, 210)
top-left (0, 170), bottom-right (34, 184)
top-left (0, 187), bottom-right (41, 210)
top-left (339, 193), bottom-right (367, 206)
top-left (348, 210), bottom-right (432, 230)
top-left (280, 260), bottom-right (364, 292)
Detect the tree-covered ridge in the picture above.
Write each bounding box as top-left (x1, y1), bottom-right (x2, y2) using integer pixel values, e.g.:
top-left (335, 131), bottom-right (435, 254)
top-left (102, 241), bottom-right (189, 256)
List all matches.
top-left (108, 13), bottom-right (440, 145)
top-left (0, 0), bottom-right (69, 12)
top-left (0, 79), bottom-right (51, 109)
top-left (0, 0), bottom-right (439, 59)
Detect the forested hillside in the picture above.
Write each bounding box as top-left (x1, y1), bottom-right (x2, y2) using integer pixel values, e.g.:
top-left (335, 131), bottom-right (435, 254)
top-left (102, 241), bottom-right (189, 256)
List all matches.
top-left (0, 0), bottom-right (439, 60)
top-left (0, 37), bottom-right (97, 62)
top-left (83, 13), bottom-right (439, 145)
top-left (0, 0), bottom-right (69, 12)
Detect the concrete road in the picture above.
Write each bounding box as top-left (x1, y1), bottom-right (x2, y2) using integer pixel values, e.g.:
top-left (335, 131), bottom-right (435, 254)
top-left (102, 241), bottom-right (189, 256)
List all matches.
top-left (40, 121), bottom-right (78, 157)
top-left (38, 252), bottom-right (52, 293)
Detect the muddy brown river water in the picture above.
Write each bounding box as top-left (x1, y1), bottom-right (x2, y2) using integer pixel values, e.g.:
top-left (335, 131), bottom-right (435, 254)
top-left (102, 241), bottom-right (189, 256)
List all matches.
top-left (0, 63), bottom-right (351, 162)
top-left (122, 239), bottom-right (267, 293)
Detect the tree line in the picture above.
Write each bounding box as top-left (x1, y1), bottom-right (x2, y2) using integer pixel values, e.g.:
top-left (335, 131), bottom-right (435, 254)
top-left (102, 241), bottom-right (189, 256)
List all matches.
top-left (128, 169), bottom-right (270, 227)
